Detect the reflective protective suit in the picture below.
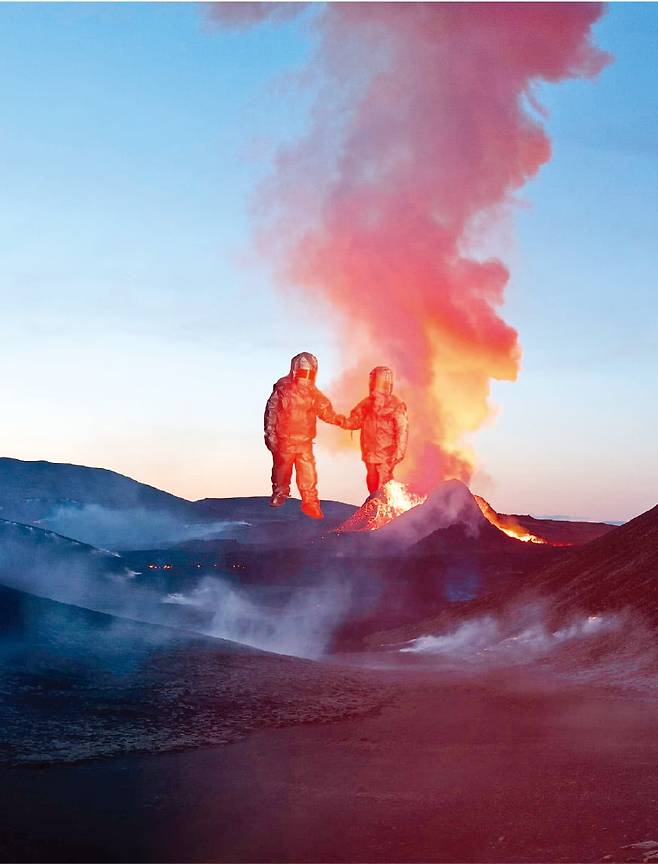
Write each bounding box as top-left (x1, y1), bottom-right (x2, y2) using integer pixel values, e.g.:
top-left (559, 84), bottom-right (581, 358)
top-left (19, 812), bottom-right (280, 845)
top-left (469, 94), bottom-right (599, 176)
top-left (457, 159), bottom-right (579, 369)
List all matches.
top-left (264, 353), bottom-right (343, 504)
top-left (343, 367), bottom-right (409, 495)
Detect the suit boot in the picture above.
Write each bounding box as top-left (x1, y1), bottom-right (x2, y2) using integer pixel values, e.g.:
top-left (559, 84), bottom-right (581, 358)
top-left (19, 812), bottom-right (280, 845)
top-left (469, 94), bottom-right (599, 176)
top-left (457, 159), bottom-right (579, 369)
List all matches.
top-left (301, 495), bottom-right (324, 520)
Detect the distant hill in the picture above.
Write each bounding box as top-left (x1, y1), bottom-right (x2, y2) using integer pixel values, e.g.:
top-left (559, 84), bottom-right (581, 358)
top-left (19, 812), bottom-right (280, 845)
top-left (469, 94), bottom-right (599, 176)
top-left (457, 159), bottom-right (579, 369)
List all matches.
top-left (0, 459), bottom-right (358, 549)
top-left (191, 496), bottom-right (357, 546)
top-left (502, 513), bottom-right (615, 546)
top-left (0, 457), bottom-right (193, 524)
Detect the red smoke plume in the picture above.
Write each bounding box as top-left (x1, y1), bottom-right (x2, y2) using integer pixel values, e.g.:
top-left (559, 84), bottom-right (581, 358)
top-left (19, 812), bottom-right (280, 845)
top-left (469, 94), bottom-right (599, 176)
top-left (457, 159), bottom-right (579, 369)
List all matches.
top-left (213, 3), bottom-right (609, 492)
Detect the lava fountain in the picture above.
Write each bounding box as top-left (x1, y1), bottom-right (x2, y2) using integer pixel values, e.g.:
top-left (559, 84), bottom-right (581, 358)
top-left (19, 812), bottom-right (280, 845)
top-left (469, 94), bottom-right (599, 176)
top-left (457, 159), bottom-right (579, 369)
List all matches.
top-left (337, 480), bottom-right (427, 532)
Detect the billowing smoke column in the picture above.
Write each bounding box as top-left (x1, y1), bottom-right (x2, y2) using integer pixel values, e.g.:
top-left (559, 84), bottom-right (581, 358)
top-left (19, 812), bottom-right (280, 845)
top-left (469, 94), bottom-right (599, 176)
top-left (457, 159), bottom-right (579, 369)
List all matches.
top-left (213, 3), bottom-right (609, 492)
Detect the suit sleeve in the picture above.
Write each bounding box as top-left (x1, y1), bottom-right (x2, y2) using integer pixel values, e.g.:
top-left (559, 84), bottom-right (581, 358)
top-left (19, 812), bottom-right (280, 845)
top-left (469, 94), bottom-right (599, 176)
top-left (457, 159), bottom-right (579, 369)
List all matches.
top-left (394, 402), bottom-right (409, 462)
top-left (264, 386), bottom-right (281, 448)
top-left (342, 399), bottom-right (369, 430)
top-left (315, 390), bottom-right (344, 426)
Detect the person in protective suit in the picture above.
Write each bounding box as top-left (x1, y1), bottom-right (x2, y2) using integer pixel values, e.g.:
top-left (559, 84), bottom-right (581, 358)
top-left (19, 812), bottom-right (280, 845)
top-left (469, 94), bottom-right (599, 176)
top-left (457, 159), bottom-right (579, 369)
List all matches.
top-left (264, 352), bottom-right (344, 519)
top-left (341, 366), bottom-right (409, 495)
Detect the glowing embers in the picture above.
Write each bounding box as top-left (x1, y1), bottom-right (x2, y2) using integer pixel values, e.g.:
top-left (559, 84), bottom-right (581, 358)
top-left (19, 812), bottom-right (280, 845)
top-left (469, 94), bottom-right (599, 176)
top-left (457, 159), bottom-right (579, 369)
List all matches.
top-left (338, 480), bottom-right (427, 532)
top-left (474, 495), bottom-right (549, 545)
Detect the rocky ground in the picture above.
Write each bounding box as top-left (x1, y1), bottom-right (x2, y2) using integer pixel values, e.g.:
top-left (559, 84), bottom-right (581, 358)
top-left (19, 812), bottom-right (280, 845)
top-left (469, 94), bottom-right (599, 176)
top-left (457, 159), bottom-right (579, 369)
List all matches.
top-left (2, 664), bottom-right (658, 863)
top-left (0, 601), bottom-right (392, 766)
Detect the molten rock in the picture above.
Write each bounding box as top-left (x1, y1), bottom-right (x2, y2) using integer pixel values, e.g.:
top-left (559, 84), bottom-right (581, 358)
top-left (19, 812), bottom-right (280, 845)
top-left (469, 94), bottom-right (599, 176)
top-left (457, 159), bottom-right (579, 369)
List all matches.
top-left (474, 495), bottom-right (550, 544)
top-left (337, 481), bottom-right (426, 533)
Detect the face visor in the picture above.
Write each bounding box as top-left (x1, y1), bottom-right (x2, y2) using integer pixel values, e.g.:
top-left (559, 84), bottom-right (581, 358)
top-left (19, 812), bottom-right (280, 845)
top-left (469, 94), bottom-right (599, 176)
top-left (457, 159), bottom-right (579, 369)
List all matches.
top-left (294, 367), bottom-right (316, 382)
top-left (290, 352), bottom-right (318, 382)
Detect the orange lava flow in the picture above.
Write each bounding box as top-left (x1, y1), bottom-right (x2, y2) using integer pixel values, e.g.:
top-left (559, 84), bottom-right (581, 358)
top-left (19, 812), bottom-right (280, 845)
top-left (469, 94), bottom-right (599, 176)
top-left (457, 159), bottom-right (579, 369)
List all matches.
top-left (474, 495), bottom-right (548, 544)
top-left (338, 480), bottom-right (427, 532)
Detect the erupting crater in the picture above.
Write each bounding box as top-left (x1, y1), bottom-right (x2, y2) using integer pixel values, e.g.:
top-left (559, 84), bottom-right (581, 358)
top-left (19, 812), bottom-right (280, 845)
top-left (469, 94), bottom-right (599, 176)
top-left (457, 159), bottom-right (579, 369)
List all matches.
top-left (336, 481), bottom-right (427, 533)
top-left (336, 480), bottom-right (569, 548)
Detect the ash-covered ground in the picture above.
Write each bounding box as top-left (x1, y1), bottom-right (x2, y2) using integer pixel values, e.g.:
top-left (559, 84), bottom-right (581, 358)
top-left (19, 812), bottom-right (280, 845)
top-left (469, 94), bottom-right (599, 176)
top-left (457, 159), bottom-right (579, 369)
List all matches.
top-left (0, 585), bottom-right (393, 766)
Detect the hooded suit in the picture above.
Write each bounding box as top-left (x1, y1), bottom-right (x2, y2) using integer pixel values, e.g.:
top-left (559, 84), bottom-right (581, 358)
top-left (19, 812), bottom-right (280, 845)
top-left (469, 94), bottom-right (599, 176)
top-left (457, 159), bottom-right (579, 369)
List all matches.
top-left (343, 366), bottom-right (409, 494)
top-left (264, 353), bottom-right (343, 507)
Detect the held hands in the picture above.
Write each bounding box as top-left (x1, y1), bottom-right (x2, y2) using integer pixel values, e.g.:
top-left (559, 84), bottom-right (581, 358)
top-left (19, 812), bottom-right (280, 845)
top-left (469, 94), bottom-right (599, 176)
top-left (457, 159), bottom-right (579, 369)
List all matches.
top-left (335, 415), bottom-right (347, 429)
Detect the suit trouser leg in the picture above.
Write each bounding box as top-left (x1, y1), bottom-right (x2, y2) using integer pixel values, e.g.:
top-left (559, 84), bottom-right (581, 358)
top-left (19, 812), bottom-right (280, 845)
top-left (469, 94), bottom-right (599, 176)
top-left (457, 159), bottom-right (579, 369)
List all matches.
top-left (295, 445), bottom-right (319, 502)
top-left (378, 462), bottom-right (395, 487)
top-left (366, 463), bottom-right (379, 495)
top-left (272, 451), bottom-right (294, 496)
top-left (366, 461), bottom-right (395, 494)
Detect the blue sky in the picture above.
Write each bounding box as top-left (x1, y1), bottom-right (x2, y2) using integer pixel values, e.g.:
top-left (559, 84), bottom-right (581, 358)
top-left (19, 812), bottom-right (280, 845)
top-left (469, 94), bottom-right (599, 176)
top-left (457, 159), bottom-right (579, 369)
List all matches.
top-left (0, 3), bottom-right (655, 520)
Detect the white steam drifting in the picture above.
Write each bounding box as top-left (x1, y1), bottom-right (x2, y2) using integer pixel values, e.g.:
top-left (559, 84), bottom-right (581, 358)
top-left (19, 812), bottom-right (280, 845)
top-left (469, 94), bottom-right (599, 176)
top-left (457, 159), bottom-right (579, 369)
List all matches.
top-left (39, 503), bottom-right (249, 550)
top-left (164, 576), bottom-right (352, 659)
top-left (401, 611), bottom-right (621, 660)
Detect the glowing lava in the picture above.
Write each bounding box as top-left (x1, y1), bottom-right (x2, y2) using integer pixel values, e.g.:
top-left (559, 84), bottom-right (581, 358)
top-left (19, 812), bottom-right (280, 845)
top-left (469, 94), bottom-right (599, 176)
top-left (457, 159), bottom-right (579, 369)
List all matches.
top-left (338, 480), bottom-right (427, 532)
top-left (474, 495), bottom-right (548, 544)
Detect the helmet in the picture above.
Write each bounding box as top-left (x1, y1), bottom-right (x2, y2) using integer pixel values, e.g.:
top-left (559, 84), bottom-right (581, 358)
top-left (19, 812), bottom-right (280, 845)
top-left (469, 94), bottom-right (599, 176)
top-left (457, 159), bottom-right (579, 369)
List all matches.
top-left (290, 352), bottom-right (318, 383)
top-left (369, 366), bottom-right (393, 396)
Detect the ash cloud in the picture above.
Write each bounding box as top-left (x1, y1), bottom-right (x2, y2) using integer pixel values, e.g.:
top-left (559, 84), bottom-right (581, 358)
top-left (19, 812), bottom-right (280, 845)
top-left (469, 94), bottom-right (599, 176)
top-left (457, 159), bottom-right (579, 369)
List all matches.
top-left (213, 3), bottom-right (609, 490)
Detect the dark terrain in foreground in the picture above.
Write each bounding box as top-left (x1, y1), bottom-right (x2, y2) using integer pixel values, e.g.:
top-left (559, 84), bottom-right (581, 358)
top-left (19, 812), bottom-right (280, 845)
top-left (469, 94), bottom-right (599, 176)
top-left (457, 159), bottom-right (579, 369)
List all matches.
top-left (1, 459), bottom-right (656, 863)
top-left (0, 583), bottom-right (390, 765)
top-left (2, 666), bottom-right (658, 864)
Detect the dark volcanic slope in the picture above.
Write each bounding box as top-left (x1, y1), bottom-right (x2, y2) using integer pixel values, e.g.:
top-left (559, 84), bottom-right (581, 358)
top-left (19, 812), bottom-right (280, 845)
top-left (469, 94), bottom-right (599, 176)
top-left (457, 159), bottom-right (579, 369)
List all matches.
top-left (526, 504), bottom-right (658, 621)
top-left (0, 518), bottom-right (236, 634)
top-left (0, 583), bottom-right (391, 765)
top-left (0, 457), bottom-right (194, 523)
top-left (415, 518), bottom-right (555, 557)
top-left (411, 519), bottom-right (564, 581)
top-left (365, 504), bottom-right (658, 649)
top-left (0, 517), bottom-right (132, 597)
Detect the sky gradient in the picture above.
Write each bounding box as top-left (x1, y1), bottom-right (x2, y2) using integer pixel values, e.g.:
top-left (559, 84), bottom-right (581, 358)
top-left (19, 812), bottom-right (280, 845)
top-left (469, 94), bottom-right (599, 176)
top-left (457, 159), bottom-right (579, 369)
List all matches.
top-left (0, 3), bottom-right (655, 521)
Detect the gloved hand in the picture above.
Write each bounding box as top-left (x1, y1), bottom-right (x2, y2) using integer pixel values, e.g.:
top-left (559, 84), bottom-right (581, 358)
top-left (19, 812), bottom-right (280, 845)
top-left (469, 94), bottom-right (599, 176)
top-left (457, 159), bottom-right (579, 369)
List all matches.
top-left (264, 434), bottom-right (277, 452)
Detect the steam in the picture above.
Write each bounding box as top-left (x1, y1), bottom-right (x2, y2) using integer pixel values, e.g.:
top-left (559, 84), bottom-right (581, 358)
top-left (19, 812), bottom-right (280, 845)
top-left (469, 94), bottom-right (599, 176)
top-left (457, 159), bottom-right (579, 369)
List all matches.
top-left (0, 519), bottom-right (351, 660)
top-left (39, 502), bottom-right (249, 551)
top-left (400, 605), bottom-right (658, 693)
top-left (212, 3), bottom-right (609, 490)
top-left (0, 522), bottom-right (137, 614)
top-left (401, 611), bottom-right (621, 659)
top-left (164, 576), bottom-right (351, 659)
